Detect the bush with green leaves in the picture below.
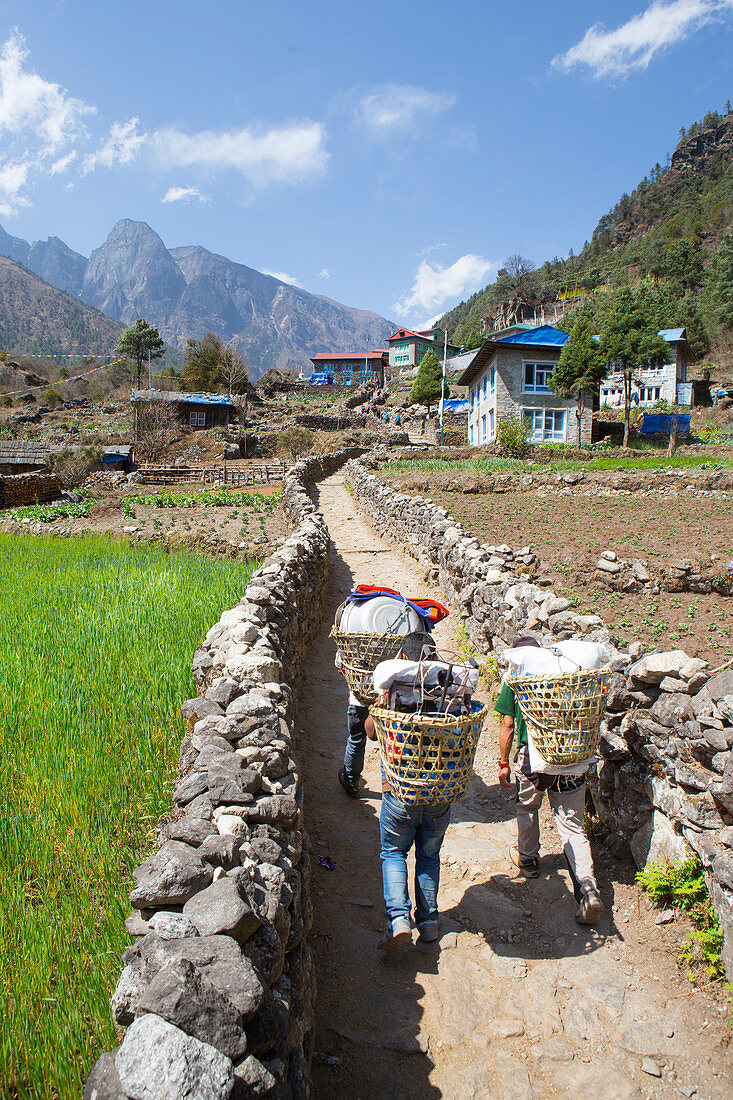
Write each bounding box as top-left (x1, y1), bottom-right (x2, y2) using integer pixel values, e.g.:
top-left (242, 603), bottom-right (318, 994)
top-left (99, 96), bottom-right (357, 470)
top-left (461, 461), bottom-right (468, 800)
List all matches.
top-left (278, 425), bottom-right (315, 462)
top-left (636, 858), bottom-right (724, 982)
top-left (495, 412), bottom-right (533, 457)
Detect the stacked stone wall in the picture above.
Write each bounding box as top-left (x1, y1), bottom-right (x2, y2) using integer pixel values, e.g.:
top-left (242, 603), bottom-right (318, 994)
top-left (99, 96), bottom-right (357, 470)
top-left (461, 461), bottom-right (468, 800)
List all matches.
top-left (0, 471), bottom-right (62, 509)
top-left (85, 446), bottom-right (361, 1100)
top-left (345, 458), bottom-right (733, 977)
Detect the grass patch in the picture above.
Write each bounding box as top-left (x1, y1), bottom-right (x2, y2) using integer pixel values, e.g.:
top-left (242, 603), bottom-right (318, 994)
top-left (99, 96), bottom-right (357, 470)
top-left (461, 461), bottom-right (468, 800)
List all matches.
top-left (0, 534), bottom-right (259, 1098)
top-left (382, 452), bottom-right (733, 476)
top-left (636, 858), bottom-right (725, 983)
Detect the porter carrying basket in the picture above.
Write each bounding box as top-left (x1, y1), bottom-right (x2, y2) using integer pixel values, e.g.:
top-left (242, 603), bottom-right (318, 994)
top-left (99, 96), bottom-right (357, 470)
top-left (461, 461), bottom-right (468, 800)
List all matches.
top-left (331, 629), bottom-right (414, 705)
top-left (508, 666), bottom-right (612, 766)
top-left (370, 700), bottom-right (488, 806)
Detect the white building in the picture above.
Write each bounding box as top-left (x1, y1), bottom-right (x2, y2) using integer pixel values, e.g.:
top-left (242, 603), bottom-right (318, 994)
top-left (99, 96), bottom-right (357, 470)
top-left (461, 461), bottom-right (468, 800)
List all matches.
top-left (599, 328), bottom-right (695, 408)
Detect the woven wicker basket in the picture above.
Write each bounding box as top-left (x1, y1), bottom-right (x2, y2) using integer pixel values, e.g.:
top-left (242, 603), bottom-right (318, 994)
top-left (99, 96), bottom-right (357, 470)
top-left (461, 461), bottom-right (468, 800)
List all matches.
top-left (330, 629), bottom-right (414, 704)
top-left (371, 701), bottom-right (488, 806)
top-left (509, 666), bottom-right (612, 766)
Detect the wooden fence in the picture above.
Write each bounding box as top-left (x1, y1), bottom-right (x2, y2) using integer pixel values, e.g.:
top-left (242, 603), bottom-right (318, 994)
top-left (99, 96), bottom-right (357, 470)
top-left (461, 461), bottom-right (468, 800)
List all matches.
top-left (134, 463), bottom-right (289, 486)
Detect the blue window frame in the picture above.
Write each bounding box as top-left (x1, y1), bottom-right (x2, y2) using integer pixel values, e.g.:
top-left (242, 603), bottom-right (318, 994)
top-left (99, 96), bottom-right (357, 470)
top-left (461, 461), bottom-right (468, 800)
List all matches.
top-left (523, 362), bottom-right (554, 393)
top-left (489, 367), bottom-right (495, 395)
top-left (481, 414), bottom-right (487, 441)
top-left (489, 409), bottom-right (495, 438)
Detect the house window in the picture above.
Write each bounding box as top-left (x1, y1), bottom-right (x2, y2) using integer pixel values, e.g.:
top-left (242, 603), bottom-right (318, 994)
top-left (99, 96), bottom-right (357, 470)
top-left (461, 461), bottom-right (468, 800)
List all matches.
top-left (489, 409), bottom-right (495, 438)
top-left (189, 409), bottom-right (206, 427)
top-left (470, 424), bottom-right (474, 445)
top-left (524, 408), bottom-right (566, 442)
top-left (482, 377), bottom-right (487, 399)
top-left (481, 414), bottom-right (487, 442)
top-left (470, 387), bottom-right (475, 409)
top-left (523, 362), bottom-right (554, 393)
top-left (489, 367), bottom-right (495, 395)
top-left (643, 387), bottom-right (661, 403)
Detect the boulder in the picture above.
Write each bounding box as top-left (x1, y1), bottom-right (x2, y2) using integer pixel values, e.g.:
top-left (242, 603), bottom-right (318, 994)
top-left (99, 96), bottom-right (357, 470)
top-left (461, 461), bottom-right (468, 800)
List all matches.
top-left (232, 1055), bottom-right (278, 1099)
top-left (84, 1051), bottom-right (125, 1100)
top-left (706, 669), bottom-right (733, 704)
top-left (148, 912), bottom-right (200, 941)
top-left (630, 650), bottom-right (690, 685)
top-left (199, 834), bottom-right (242, 871)
top-left (130, 842), bottom-right (213, 909)
top-left (137, 958), bottom-right (247, 1061)
top-left (630, 811), bottom-right (689, 870)
top-left (115, 1014), bottom-right (234, 1100)
top-left (650, 692), bottom-right (695, 727)
top-left (111, 965), bottom-right (147, 1026)
top-left (183, 878), bottom-right (260, 943)
top-left (165, 818), bottom-right (217, 847)
top-left (139, 935), bottom-right (265, 1021)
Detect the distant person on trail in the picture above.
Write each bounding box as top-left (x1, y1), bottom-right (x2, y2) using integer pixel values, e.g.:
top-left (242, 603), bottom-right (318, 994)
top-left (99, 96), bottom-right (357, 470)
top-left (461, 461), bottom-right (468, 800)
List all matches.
top-left (394, 412), bottom-right (401, 426)
top-left (495, 635), bottom-right (603, 925)
top-left (365, 711), bottom-right (448, 950)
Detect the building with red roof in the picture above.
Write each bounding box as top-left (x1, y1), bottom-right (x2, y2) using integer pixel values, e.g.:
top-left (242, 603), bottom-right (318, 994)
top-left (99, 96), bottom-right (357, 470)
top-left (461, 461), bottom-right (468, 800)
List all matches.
top-left (308, 349), bottom-right (387, 387)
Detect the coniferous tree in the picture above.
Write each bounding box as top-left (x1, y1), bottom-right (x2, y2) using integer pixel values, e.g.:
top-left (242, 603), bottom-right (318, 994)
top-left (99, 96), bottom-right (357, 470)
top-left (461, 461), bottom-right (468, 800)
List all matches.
top-left (705, 228), bottom-right (733, 333)
top-left (409, 348), bottom-right (448, 414)
top-left (551, 309), bottom-right (608, 448)
top-left (116, 319), bottom-right (165, 389)
top-left (599, 288), bottom-right (668, 448)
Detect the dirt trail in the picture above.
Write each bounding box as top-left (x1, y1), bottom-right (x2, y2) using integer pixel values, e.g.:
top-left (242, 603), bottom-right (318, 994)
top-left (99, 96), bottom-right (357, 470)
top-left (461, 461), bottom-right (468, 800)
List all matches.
top-left (299, 473), bottom-right (731, 1100)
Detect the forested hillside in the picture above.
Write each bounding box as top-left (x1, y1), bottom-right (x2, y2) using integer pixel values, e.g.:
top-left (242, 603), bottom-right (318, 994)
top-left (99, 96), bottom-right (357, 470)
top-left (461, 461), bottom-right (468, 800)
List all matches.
top-left (0, 256), bottom-right (123, 357)
top-left (439, 106), bottom-right (733, 359)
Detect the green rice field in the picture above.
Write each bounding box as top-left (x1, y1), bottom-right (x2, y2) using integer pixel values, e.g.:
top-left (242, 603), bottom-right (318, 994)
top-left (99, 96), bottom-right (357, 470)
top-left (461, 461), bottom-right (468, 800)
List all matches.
top-left (0, 534), bottom-right (259, 1098)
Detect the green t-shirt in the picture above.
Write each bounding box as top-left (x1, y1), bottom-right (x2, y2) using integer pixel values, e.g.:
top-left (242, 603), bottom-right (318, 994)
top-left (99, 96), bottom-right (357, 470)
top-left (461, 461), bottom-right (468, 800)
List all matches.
top-left (494, 681), bottom-right (527, 748)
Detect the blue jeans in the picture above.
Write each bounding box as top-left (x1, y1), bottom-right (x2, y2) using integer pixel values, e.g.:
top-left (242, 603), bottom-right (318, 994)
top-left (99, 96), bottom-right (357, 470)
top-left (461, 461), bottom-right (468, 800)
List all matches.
top-left (379, 792), bottom-right (451, 930)
top-left (343, 704), bottom-right (369, 783)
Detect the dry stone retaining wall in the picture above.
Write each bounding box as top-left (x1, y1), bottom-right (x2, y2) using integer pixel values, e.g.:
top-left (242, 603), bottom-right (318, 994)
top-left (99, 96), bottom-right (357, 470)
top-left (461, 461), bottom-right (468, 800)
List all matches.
top-left (345, 459), bottom-right (733, 978)
top-left (85, 447), bottom-right (362, 1100)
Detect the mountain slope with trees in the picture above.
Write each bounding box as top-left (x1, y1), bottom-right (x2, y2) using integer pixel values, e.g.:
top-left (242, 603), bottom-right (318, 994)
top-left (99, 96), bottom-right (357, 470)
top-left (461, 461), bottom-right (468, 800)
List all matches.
top-left (438, 106), bottom-right (733, 359)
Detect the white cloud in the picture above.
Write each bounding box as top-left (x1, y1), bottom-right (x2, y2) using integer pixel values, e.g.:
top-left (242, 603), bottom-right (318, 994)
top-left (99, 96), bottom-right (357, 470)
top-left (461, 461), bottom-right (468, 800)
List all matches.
top-left (357, 83), bottom-right (456, 134)
top-left (393, 254), bottom-right (493, 318)
top-left (162, 184), bottom-right (206, 204)
top-left (82, 117), bottom-right (146, 174)
top-left (262, 268), bottom-right (302, 287)
top-left (49, 150), bottom-right (76, 175)
top-left (0, 30), bottom-right (92, 152)
top-left (317, 267), bottom-right (330, 279)
top-left (0, 159), bottom-right (31, 215)
top-left (553, 0), bottom-right (733, 78)
top-left (152, 121), bottom-right (328, 186)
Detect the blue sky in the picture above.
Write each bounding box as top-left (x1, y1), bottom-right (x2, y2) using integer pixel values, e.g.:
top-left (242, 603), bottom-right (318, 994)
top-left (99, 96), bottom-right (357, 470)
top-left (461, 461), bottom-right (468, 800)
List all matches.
top-left (0, 0), bottom-right (732, 329)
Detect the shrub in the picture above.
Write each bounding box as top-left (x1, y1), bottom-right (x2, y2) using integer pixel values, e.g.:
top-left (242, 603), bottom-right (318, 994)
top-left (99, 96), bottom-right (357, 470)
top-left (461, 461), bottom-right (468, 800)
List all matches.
top-left (637, 858), bottom-right (724, 982)
top-left (496, 412), bottom-right (533, 457)
top-left (278, 425), bottom-right (314, 462)
top-left (51, 446), bottom-right (101, 489)
top-left (44, 387), bottom-right (63, 409)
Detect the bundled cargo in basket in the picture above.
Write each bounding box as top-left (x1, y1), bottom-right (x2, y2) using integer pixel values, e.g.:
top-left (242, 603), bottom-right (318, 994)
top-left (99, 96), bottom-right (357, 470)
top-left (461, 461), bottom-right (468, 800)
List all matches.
top-left (508, 666), bottom-right (612, 766)
top-left (330, 628), bottom-right (416, 705)
top-left (371, 701), bottom-right (488, 806)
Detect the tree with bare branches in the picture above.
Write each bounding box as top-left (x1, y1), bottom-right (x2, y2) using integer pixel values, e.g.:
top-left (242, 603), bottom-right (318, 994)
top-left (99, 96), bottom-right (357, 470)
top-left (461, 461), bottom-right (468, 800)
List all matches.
top-left (135, 400), bottom-right (179, 461)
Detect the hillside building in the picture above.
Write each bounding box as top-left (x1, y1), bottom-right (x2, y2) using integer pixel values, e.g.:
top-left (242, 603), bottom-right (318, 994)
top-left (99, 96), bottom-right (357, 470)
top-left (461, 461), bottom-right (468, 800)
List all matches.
top-left (308, 350), bottom-right (387, 387)
top-left (387, 327), bottom-right (461, 371)
top-left (457, 325), bottom-right (592, 447)
top-left (131, 389), bottom-right (235, 429)
top-left (599, 328), bottom-right (695, 408)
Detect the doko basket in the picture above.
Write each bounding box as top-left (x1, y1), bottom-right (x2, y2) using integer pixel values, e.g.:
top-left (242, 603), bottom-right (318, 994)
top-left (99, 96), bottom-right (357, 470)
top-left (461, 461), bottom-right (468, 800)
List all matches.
top-left (330, 629), bottom-right (414, 705)
top-left (508, 666), bottom-right (612, 766)
top-left (370, 700), bottom-right (488, 806)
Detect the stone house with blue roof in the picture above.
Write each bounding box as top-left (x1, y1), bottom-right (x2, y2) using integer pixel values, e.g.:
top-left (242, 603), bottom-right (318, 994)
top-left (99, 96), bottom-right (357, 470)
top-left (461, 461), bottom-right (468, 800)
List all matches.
top-left (131, 389), bottom-right (236, 430)
top-left (457, 325), bottom-right (590, 447)
top-left (599, 328), bottom-right (695, 409)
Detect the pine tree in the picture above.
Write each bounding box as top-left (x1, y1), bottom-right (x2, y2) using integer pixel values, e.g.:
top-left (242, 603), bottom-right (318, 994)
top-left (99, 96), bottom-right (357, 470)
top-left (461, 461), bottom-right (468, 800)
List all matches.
top-left (551, 309), bottom-right (608, 448)
top-left (409, 349), bottom-right (448, 413)
top-left (116, 318), bottom-right (165, 389)
top-left (599, 288), bottom-right (668, 448)
top-left (705, 228), bottom-right (733, 334)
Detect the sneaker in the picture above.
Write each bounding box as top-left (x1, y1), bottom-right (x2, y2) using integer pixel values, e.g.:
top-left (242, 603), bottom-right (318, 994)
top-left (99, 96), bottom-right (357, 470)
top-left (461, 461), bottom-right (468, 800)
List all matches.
top-left (338, 768), bottom-right (359, 799)
top-left (576, 887), bottom-right (604, 925)
top-left (377, 918), bottom-right (412, 950)
top-left (510, 845), bottom-right (539, 878)
top-left (418, 921), bottom-right (439, 943)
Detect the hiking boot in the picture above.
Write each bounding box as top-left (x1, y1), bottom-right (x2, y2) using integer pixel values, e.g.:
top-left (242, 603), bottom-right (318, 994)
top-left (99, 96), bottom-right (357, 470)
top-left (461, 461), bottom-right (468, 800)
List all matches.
top-left (510, 845), bottom-right (539, 878)
top-left (338, 768), bottom-right (359, 799)
top-left (418, 920), bottom-right (439, 943)
top-left (576, 886), bottom-right (604, 925)
top-left (377, 918), bottom-right (412, 951)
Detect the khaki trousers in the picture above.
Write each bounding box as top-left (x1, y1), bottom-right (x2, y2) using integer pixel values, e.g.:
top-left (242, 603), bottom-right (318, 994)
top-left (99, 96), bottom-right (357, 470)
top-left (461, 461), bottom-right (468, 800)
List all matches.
top-left (516, 752), bottom-right (597, 900)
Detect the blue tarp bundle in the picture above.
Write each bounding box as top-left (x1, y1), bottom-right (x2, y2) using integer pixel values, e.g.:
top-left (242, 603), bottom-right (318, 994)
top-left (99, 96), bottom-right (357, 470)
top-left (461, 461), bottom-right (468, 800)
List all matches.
top-left (443, 398), bottom-right (469, 412)
top-left (638, 413), bottom-right (691, 436)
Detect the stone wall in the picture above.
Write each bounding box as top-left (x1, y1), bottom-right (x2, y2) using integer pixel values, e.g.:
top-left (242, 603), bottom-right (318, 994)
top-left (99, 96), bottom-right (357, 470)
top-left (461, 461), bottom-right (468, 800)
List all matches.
top-left (0, 470), bottom-right (62, 509)
top-left (85, 447), bottom-right (359, 1100)
top-left (345, 459), bottom-right (733, 977)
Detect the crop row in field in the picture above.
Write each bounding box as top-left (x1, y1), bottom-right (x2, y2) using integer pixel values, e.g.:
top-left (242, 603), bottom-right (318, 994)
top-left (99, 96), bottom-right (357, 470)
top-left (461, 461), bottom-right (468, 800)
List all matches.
top-left (382, 452), bottom-right (733, 477)
top-left (0, 534), bottom-right (258, 1098)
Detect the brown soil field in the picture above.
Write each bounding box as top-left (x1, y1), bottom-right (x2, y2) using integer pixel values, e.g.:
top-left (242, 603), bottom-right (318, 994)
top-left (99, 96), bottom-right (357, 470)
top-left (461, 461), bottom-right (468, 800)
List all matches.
top-left (386, 475), bottom-right (733, 666)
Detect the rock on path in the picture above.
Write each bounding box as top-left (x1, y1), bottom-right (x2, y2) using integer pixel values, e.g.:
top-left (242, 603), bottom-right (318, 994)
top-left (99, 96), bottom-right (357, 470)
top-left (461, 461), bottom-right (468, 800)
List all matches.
top-left (300, 474), bottom-right (732, 1099)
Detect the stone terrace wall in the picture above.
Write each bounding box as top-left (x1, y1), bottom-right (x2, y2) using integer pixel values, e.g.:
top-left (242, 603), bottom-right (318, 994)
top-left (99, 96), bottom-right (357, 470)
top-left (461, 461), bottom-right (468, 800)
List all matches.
top-left (345, 459), bottom-right (733, 977)
top-left (0, 470), bottom-right (62, 509)
top-left (85, 447), bottom-right (361, 1100)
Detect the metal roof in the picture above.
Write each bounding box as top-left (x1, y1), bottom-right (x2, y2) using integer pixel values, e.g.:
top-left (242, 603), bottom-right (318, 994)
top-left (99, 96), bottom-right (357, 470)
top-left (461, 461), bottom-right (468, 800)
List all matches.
top-left (131, 389), bottom-right (235, 406)
top-left (659, 328), bottom-right (686, 342)
top-left (310, 351), bottom-right (387, 362)
top-left (496, 325), bottom-right (569, 347)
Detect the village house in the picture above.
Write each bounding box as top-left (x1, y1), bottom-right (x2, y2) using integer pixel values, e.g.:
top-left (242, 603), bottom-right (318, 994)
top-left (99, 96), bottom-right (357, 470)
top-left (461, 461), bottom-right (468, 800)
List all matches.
top-left (457, 325), bottom-right (591, 446)
top-left (387, 327), bottom-right (461, 371)
top-left (130, 389), bottom-right (236, 430)
top-left (599, 327), bottom-right (696, 408)
top-left (308, 350), bottom-right (387, 387)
